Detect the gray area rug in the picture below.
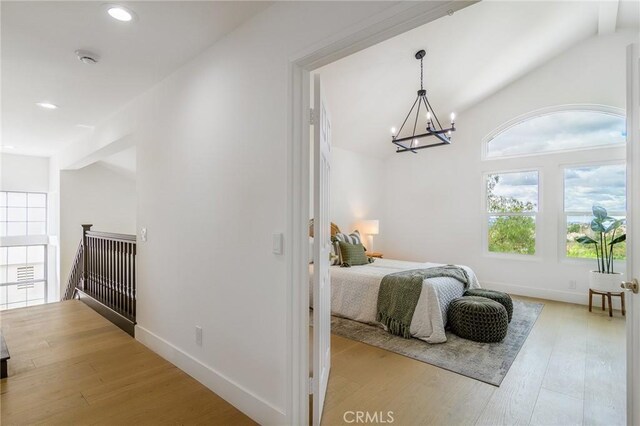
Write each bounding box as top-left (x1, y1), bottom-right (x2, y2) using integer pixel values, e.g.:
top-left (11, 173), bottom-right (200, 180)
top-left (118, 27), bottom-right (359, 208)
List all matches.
top-left (329, 299), bottom-right (543, 386)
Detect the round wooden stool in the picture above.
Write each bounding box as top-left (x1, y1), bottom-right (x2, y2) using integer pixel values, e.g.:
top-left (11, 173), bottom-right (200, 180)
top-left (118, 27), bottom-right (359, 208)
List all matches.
top-left (589, 288), bottom-right (626, 317)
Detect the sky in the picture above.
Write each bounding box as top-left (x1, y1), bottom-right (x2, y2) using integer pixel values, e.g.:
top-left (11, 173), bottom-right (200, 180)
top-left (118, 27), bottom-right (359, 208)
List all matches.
top-left (489, 171), bottom-right (539, 210)
top-left (564, 164), bottom-right (626, 212)
top-left (486, 110), bottom-right (626, 214)
top-left (487, 111), bottom-right (626, 158)
top-left (489, 164), bottom-right (626, 214)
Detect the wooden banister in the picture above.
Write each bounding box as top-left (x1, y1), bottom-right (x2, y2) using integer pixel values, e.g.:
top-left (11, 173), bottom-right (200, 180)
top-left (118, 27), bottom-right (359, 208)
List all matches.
top-left (62, 242), bottom-right (83, 300)
top-left (64, 225), bottom-right (137, 329)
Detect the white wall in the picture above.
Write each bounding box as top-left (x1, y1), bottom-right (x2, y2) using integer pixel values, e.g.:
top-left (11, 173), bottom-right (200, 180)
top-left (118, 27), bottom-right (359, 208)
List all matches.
top-left (331, 147), bottom-right (385, 235)
top-left (0, 154), bottom-right (49, 192)
top-left (50, 2), bottom-right (459, 423)
top-left (381, 31), bottom-right (635, 305)
top-left (59, 163), bottom-right (136, 292)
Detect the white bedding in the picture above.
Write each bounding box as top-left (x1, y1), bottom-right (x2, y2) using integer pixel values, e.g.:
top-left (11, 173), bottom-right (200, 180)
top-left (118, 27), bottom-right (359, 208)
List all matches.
top-left (310, 258), bottom-right (480, 343)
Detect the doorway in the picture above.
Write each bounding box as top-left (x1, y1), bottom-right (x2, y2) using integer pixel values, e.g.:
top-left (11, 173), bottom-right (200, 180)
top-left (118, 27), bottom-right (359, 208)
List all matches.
top-left (293, 5), bottom-right (639, 426)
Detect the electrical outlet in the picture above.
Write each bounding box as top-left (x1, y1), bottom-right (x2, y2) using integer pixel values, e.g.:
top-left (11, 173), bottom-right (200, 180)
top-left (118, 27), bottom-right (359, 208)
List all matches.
top-left (195, 326), bottom-right (203, 346)
top-left (569, 280), bottom-right (577, 289)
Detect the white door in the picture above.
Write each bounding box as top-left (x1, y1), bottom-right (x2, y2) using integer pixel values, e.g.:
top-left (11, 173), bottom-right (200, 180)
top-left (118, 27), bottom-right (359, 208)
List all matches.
top-left (625, 43), bottom-right (640, 426)
top-left (312, 73), bottom-right (331, 426)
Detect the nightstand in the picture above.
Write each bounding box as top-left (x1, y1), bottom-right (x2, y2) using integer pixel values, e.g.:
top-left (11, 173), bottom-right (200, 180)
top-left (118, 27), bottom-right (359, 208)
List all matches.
top-left (366, 252), bottom-right (383, 258)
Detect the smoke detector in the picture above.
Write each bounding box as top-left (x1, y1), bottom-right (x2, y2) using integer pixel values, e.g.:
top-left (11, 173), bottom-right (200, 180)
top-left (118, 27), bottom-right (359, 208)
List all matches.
top-left (75, 50), bottom-right (99, 64)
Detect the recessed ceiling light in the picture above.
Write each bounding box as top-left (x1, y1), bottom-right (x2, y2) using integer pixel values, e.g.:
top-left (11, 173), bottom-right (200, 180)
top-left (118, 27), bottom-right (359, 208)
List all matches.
top-left (107, 5), bottom-right (135, 22)
top-left (36, 102), bottom-right (58, 110)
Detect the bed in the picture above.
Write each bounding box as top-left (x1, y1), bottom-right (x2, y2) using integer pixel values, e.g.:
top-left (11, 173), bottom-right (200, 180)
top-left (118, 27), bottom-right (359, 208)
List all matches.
top-left (309, 222), bottom-right (480, 343)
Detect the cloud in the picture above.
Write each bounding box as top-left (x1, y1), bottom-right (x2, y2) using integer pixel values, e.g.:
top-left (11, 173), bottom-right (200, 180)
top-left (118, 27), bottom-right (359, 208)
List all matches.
top-left (489, 171), bottom-right (539, 209)
top-left (488, 111), bottom-right (625, 157)
top-left (564, 164), bottom-right (626, 211)
top-left (489, 164), bottom-right (626, 214)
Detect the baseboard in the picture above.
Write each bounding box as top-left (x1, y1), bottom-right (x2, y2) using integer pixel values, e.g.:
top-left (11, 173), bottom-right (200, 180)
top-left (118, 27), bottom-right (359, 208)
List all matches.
top-left (135, 325), bottom-right (286, 425)
top-left (481, 281), bottom-right (590, 306)
top-left (76, 289), bottom-right (135, 336)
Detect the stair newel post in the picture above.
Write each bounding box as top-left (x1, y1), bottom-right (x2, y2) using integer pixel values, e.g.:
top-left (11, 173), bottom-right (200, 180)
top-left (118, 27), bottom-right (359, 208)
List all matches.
top-left (81, 224), bottom-right (93, 292)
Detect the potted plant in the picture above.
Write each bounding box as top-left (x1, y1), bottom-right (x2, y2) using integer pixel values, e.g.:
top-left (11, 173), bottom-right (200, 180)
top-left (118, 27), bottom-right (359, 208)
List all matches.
top-left (576, 205), bottom-right (626, 292)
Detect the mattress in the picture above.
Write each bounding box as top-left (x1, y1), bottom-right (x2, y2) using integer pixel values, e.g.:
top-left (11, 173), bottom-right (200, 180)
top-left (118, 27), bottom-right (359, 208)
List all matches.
top-left (310, 258), bottom-right (480, 343)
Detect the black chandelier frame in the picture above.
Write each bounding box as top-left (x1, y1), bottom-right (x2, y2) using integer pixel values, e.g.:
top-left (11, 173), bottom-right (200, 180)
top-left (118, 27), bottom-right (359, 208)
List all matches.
top-left (392, 49), bottom-right (456, 154)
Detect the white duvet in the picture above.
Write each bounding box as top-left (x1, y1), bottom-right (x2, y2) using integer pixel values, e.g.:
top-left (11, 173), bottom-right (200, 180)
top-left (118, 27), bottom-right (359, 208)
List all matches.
top-left (310, 258), bottom-right (480, 343)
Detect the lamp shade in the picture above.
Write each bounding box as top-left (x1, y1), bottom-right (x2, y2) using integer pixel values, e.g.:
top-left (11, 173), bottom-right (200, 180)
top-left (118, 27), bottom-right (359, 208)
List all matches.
top-left (359, 220), bottom-right (379, 235)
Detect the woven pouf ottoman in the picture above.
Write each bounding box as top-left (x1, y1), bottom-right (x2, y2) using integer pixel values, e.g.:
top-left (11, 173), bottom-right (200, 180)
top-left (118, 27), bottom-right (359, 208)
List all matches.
top-left (448, 296), bottom-right (509, 343)
top-left (464, 288), bottom-right (513, 322)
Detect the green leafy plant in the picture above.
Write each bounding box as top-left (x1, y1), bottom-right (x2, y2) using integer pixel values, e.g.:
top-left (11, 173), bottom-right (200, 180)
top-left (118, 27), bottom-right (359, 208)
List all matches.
top-left (576, 205), bottom-right (626, 274)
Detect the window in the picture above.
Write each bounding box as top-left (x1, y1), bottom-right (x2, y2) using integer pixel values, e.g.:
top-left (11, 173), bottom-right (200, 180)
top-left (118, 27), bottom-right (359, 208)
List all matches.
top-left (486, 110), bottom-right (625, 159)
top-left (0, 245), bottom-right (47, 310)
top-left (564, 164), bottom-right (626, 260)
top-left (0, 191), bottom-right (47, 236)
top-left (486, 170), bottom-right (539, 255)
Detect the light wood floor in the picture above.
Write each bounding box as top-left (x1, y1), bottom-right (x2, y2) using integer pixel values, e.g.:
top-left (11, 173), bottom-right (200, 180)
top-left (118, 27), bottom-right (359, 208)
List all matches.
top-left (0, 300), bottom-right (255, 425)
top-left (321, 296), bottom-right (626, 426)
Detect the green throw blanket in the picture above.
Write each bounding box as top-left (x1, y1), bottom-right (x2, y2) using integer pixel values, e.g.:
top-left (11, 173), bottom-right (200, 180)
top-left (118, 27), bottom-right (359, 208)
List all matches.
top-left (376, 265), bottom-right (470, 338)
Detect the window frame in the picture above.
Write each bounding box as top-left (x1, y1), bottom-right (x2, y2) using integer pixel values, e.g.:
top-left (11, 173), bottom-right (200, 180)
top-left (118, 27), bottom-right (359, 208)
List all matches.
top-left (0, 244), bottom-right (48, 310)
top-left (481, 104), bottom-right (626, 161)
top-left (0, 190), bottom-right (48, 237)
top-left (559, 159), bottom-right (627, 265)
top-left (482, 168), bottom-right (542, 260)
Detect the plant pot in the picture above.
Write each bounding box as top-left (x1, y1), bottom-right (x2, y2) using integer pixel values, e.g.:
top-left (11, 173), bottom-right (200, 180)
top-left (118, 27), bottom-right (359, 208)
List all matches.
top-left (589, 271), bottom-right (624, 293)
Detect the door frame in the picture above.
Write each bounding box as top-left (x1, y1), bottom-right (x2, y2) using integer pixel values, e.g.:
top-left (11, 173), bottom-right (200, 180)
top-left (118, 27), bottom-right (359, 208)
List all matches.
top-left (626, 42), bottom-right (639, 426)
top-left (285, 1), bottom-right (475, 423)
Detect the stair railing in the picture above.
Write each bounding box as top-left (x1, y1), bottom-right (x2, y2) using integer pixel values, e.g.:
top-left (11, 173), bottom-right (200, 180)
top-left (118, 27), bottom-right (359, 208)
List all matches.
top-left (63, 224), bottom-right (137, 322)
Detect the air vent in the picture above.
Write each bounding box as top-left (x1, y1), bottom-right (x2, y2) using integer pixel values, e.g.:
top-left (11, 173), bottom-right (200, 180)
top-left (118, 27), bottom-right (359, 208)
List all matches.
top-left (75, 49), bottom-right (100, 65)
top-left (17, 266), bottom-right (35, 282)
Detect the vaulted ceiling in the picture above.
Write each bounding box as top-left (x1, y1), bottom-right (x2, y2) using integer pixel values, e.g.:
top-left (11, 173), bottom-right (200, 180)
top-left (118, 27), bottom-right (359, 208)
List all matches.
top-left (1, 1), bottom-right (270, 157)
top-left (317, 0), bottom-right (639, 158)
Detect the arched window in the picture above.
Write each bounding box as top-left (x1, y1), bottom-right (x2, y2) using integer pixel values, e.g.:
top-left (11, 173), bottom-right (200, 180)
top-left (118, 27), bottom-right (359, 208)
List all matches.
top-left (485, 107), bottom-right (626, 159)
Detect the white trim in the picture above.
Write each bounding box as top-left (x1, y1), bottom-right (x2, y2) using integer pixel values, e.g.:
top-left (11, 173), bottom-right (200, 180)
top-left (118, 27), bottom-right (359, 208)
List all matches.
top-left (481, 104), bottom-right (626, 161)
top-left (135, 325), bottom-right (286, 425)
top-left (625, 42), bottom-right (639, 426)
top-left (482, 280), bottom-right (589, 306)
top-left (286, 61), bottom-right (311, 426)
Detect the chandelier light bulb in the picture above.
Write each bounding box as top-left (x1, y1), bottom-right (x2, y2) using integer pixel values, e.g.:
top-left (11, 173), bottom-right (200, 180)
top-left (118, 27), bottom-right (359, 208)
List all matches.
top-left (450, 112), bottom-right (456, 123)
top-left (426, 112), bottom-right (431, 121)
top-left (412, 139), bottom-right (419, 147)
top-left (391, 127), bottom-right (397, 135)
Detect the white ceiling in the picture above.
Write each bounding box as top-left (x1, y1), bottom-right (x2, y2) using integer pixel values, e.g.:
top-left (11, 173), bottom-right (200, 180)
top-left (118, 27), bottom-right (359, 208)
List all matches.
top-left (1, 1), bottom-right (270, 157)
top-left (317, 1), bottom-right (638, 159)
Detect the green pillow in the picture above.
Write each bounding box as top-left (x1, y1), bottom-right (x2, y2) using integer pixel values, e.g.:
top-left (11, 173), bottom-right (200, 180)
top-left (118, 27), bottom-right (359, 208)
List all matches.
top-left (338, 242), bottom-right (372, 267)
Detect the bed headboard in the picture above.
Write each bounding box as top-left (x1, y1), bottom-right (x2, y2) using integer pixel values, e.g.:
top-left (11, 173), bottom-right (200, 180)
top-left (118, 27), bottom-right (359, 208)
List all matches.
top-left (308, 219), bottom-right (341, 238)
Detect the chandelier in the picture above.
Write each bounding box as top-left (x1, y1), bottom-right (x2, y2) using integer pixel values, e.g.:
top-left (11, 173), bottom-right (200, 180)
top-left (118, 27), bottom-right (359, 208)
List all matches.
top-left (391, 49), bottom-right (456, 153)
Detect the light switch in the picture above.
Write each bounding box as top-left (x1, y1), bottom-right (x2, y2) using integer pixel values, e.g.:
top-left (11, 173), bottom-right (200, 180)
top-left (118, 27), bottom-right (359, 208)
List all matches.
top-left (195, 326), bottom-right (203, 346)
top-left (273, 233), bottom-right (283, 255)
top-left (141, 228), bottom-right (147, 242)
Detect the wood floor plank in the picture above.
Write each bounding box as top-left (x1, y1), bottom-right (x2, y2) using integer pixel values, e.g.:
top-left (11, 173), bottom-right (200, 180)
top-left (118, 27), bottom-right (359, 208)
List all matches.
top-left (321, 296), bottom-right (626, 426)
top-left (529, 388), bottom-right (583, 426)
top-left (0, 301), bottom-right (255, 425)
top-left (0, 295), bottom-right (626, 426)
